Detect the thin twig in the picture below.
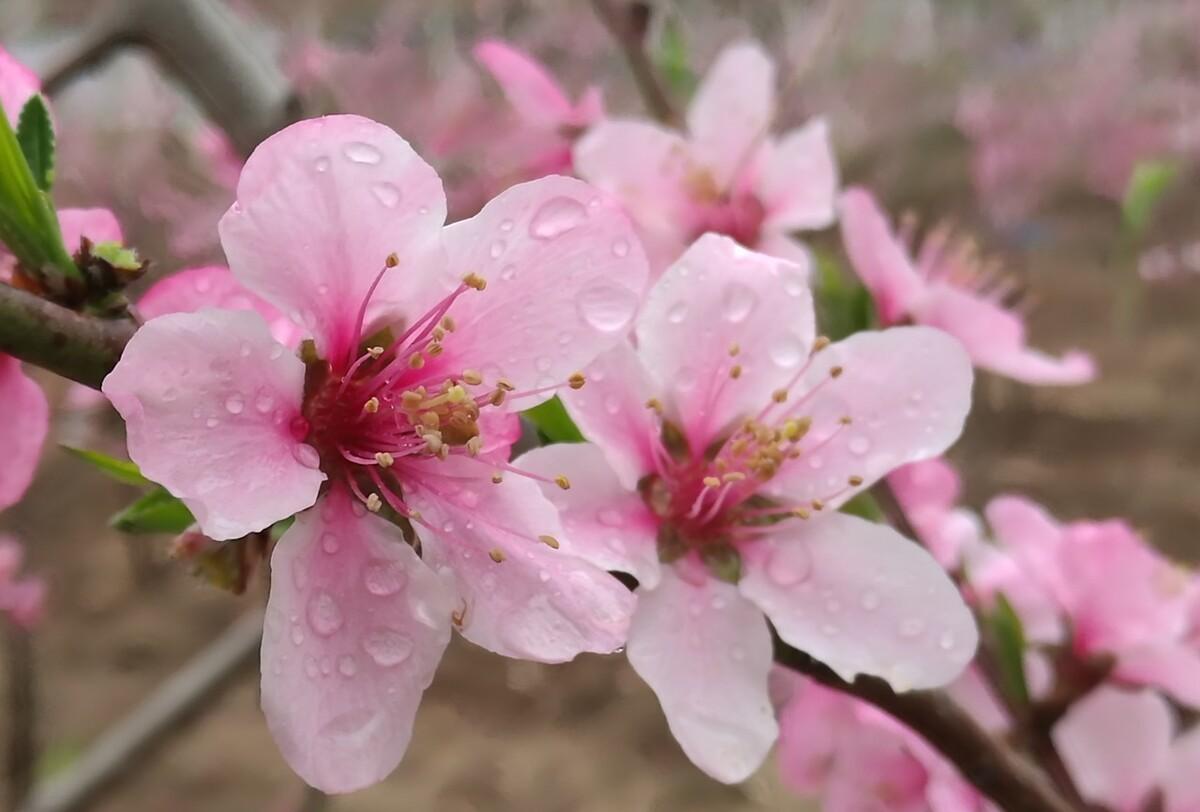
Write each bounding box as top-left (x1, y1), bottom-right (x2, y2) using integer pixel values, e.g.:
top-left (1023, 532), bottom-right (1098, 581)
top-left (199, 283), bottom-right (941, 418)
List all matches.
top-left (19, 610), bottom-right (263, 812)
top-left (4, 626), bottom-right (37, 812)
top-left (588, 0), bottom-right (677, 125)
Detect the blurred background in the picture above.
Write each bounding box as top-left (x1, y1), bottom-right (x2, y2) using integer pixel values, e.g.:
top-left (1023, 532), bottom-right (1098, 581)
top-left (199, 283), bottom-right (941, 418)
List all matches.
top-left (1, 1), bottom-right (1198, 809)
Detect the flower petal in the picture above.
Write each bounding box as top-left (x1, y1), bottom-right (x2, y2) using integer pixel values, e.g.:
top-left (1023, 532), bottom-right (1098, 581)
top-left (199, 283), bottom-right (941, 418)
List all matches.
top-left (219, 115), bottom-right (447, 362)
top-left (58, 208), bottom-right (122, 251)
top-left (763, 326), bottom-right (974, 510)
top-left (754, 230), bottom-right (814, 271)
top-left (516, 442), bottom-right (661, 588)
top-left (560, 342), bottom-right (660, 489)
top-left (839, 188), bottom-right (926, 324)
top-left (637, 233), bottom-right (816, 452)
top-left (757, 118), bottom-right (838, 231)
top-left (435, 175), bottom-right (647, 400)
top-left (261, 490), bottom-right (453, 793)
top-left (102, 310), bottom-right (324, 540)
top-left (687, 42), bottom-right (776, 190)
top-left (0, 47), bottom-right (38, 128)
top-left (889, 459), bottom-right (984, 569)
top-left (473, 40), bottom-right (574, 128)
top-left (404, 457), bottom-right (633, 662)
top-left (627, 564), bottom-right (777, 782)
top-left (1052, 686), bottom-right (1174, 812)
top-left (1165, 724), bottom-right (1200, 812)
top-left (138, 266), bottom-right (302, 347)
top-left (914, 285), bottom-right (1096, 385)
top-left (1117, 643), bottom-right (1200, 710)
top-left (0, 356), bottom-right (47, 511)
top-left (740, 512), bottom-right (978, 690)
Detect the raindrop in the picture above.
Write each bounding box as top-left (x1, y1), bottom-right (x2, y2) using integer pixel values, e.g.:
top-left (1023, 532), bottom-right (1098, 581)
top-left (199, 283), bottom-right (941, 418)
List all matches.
top-left (766, 547), bottom-right (810, 587)
top-left (603, 394), bottom-right (621, 415)
top-left (362, 628), bottom-right (414, 666)
top-left (848, 436), bottom-right (870, 456)
top-left (224, 394), bottom-right (244, 415)
top-left (529, 196), bottom-right (588, 239)
top-left (807, 455), bottom-right (824, 470)
top-left (307, 591), bottom-right (344, 637)
top-left (255, 391), bottom-right (275, 414)
top-left (721, 283), bottom-right (758, 323)
top-left (304, 656), bottom-right (320, 679)
top-left (500, 264), bottom-right (517, 281)
top-left (290, 625), bottom-right (305, 646)
top-left (781, 268), bottom-right (807, 297)
top-left (343, 142), bottom-right (383, 164)
top-left (194, 275), bottom-right (213, 293)
top-left (338, 655), bottom-right (358, 677)
top-left (939, 631), bottom-right (956, 651)
top-left (769, 336), bottom-right (805, 368)
top-left (320, 656), bottom-right (333, 676)
top-left (899, 618), bottom-right (925, 638)
top-left (711, 595), bottom-right (728, 610)
top-left (611, 238), bottom-right (630, 257)
top-left (321, 533), bottom-right (340, 554)
top-left (238, 342), bottom-right (252, 358)
top-left (597, 508), bottom-right (624, 527)
top-left (313, 156), bottom-right (330, 173)
top-left (675, 366), bottom-right (698, 392)
top-left (291, 558), bottom-right (308, 590)
top-left (557, 331), bottom-right (573, 347)
top-left (821, 623), bottom-right (838, 636)
top-left (269, 345), bottom-right (285, 360)
top-left (824, 598), bottom-right (842, 614)
top-left (535, 356), bottom-right (553, 373)
top-left (371, 182), bottom-right (401, 207)
top-left (859, 591), bottom-right (881, 611)
top-left (575, 282), bottom-right (639, 333)
top-left (489, 239), bottom-right (506, 259)
top-left (499, 218), bottom-right (514, 232)
top-left (730, 645), bottom-right (746, 662)
top-left (688, 601), bottom-right (703, 618)
top-left (538, 570), bottom-right (551, 583)
top-left (205, 417), bottom-right (220, 428)
top-left (294, 445), bottom-right (321, 469)
top-left (666, 301), bottom-right (688, 323)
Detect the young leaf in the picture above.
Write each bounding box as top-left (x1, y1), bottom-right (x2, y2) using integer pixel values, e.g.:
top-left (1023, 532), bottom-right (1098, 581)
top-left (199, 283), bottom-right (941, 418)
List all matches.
top-left (814, 248), bottom-right (876, 340)
top-left (657, 17), bottom-right (695, 96)
top-left (62, 446), bottom-right (150, 487)
top-left (839, 491), bottom-right (885, 522)
top-left (1122, 159), bottom-right (1178, 237)
top-left (523, 395), bottom-right (585, 443)
top-left (16, 95), bottom-right (54, 192)
top-left (986, 592), bottom-right (1030, 706)
top-left (110, 489), bottom-right (195, 535)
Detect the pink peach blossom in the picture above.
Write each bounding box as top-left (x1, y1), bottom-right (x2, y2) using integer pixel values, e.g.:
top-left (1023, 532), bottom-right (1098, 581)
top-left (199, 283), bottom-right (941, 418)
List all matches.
top-left (888, 458), bottom-right (984, 569)
top-left (519, 233), bottom-right (976, 782)
top-left (0, 535), bottom-right (45, 629)
top-left (574, 41), bottom-right (837, 273)
top-left (103, 114), bottom-right (647, 792)
top-left (0, 45), bottom-right (37, 122)
top-left (839, 187), bottom-right (1095, 385)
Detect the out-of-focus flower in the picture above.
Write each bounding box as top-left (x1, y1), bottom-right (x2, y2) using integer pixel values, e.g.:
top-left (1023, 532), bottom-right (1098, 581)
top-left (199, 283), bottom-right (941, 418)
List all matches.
top-left (473, 39), bottom-right (603, 176)
top-left (0, 535), bottom-right (44, 629)
top-left (575, 42), bottom-right (838, 273)
top-left (103, 114), bottom-right (647, 793)
top-left (887, 458), bottom-right (984, 569)
top-left (519, 233), bottom-right (976, 782)
top-left (839, 187), bottom-right (1096, 385)
top-left (1053, 685), bottom-right (1200, 812)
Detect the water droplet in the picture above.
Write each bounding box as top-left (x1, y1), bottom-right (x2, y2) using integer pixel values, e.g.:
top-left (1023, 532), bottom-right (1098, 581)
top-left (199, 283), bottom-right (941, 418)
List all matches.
top-left (688, 601), bottom-right (704, 618)
top-left (824, 598), bottom-right (842, 614)
top-left (556, 331), bottom-right (573, 347)
top-left (320, 656), bottom-right (333, 675)
top-left (666, 301), bottom-right (688, 323)
top-left (899, 618), bottom-right (925, 638)
top-left (807, 455), bottom-right (824, 470)
top-left (821, 623), bottom-right (838, 636)
top-left (441, 520), bottom-right (455, 533)
top-left (290, 625), bottom-right (305, 646)
top-left (371, 182), bottom-right (401, 207)
top-left (269, 345), bottom-right (284, 360)
top-left (313, 155), bottom-right (330, 172)
top-left (769, 336), bottom-right (805, 368)
top-left (307, 591), bottom-right (344, 637)
top-left (766, 547), bottom-right (810, 587)
top-left (611, 238), bottom-right (630, 257)
top-left (535, 356), bottom-right (553, 374)
top-left (205, 417), bottom-right (220, 428)
top-left (597, 508), bottom-right (624, 527)
top-left (711, 595), bottom-right (728, 610)
top-left (722, 283), bottom-right (758, 323)
top-left (499, 218), bottom-right (514, 232)
top-left (291, 558), bottom-right (308, 590)
top-left (320, 533), bottom-right (340, 554)
top-left (363, 559), bottom-right (407, 596)
top-left (338, 655), bottom-right (357, 677)
top-left (489, 239), bottom-right (506, 259)
top-left (529, 196), bottom-right (588, 240)
top-left (860, 591), bottom-right (881, 611)
top-left (255, 391), bottom-right (275, 414)
top-left (939, 631), bottom-right (956, 650)
top-left (675, 366), bottom-right (698, 392)
top-left (224, 394), bottom-right (244, 415)
top-left (730, 645), bottom-right (746, 661)
top-left (320, 708), bottom-right (382, 746)
top-left (781, 268), bottom-right (807, 297)
top-left (575, 282), bottom-right (638, 333)
top-left (499, 264), bottom-right (517, 281)
top-left (848, 436), bottom-right (870, 456)
top-left (603, 394), bottom-right (621, 415)
top-left (343, 141), bottom-right (383, 164)
top-left (294, 444), bottom-right (321, 468)
top-left (304, 656), bottom-right (320, 679)
top-left (362, 628), bottom-right (413, 666)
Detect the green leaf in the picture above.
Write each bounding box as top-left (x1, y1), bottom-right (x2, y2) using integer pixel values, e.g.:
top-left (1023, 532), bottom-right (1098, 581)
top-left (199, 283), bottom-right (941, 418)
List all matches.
top-left (814, 248), bottom-right (875, 340)
top-left (523, 395), bottom-right (584, 443)
top-left (986, 592), bottom-right (1030, 705)
top-left (110, 489), bottom-right (195, 535)
top-left (62, 446), bottom-right (150, 487)
top-left (1122, 159), bottom-right (1178, 236)
top-left (0, 97), bottom-right (77, 280)
top-left (839, 491), bottom-right (885, 522)
top-left (16, 95), bottom-right (54, 192)
top-left (657, 17), bottom-right (695, 97)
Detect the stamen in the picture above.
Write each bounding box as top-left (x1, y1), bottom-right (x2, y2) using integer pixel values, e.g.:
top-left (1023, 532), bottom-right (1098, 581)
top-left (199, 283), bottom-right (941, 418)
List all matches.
top-left (488, 548), bottom-right (506, 563)
top-left (554, 475), bottom-right (571, 491)
top-left (362, 397), bottom-right (380, 414)
top-left (568, 372), bottom-right (586, 390)
top-left (538, 534), bottom-right (560, 549)
top-left (365, 493), bottom-right (383, 513)
top-left (375, 452), bottom-right (394, 468)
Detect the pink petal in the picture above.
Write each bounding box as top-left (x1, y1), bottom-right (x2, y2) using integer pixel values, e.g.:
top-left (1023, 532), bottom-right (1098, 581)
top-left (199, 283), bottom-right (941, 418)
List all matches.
top-left (636, 233), bottom-right (816, 452)
top-left (560, 342), bottom-right (660, 489)
top-left (686, 42), bottom-right (776, 190)
top-left (627, 564), bottom-right (777, 782)
top-left (102, 310), bottom-right (324, 540)
top-left (966, 543), bottom-right (1066, 646)
top-left (404, 457), bottom-right (634, 662)
top-left (1052, 686), bottom-right (1174, 812)
top-left (218, 115), bottom-right (447, 363)
top-left (982, 495), bottom-right (1066, 598)
top-left (889, 459), bottom-right (983, 568)
top-left (1165, 725), bottom-right (1200, 812)
top-left (0, 356), bottom-right (48, 511)
top-left (1117, 643), bottom-right (1200, 710)
top-left (754, 230), bottom-right (815, 270)
top-left (0, 47), bottom-right (38, 128)
top-left (435, 175), bottom-right (647, 400)
top-left (740, 512), bottom-right (978, 691)
top-left (516, 442), bottom-right (661, 588)
top-left (57, 208), bottom-right (123, 252)
top-left (757, 118), bottom-right (838, 231)
top-left (1, 577), bottom-right (46, 629)
top-left (473, 40), bottom-right (575, 128)
top-left (774, 673), bottom-right (852, 794)
top-left (838, 188), bottom-right (926, 324)
top-left (762, 326), bottom-right (974, 510)
top-left (138, 266), bottom-right (302, 348)
top-left (261, 490), bottom-right (453, 793)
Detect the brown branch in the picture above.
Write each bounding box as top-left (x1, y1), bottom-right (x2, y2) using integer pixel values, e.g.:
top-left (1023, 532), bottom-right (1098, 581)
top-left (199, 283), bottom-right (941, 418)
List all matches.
top-left (588, 0), bottom-right (677, 125)
top-left (775, 641), bottom-right (1079, 812)
top-left (4, 627), bottom-right (37, 812)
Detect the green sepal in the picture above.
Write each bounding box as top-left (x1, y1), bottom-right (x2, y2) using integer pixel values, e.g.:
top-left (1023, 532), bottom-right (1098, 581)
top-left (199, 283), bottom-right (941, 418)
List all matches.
top-left (110, 489), bottom-right (195, 535)
top-left (524, 395), bottom-right (585, 443)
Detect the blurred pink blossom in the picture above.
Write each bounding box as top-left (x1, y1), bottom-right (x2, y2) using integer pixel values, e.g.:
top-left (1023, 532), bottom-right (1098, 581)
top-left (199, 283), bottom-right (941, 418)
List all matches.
top-left (0, 535), bottom-right (45, 629)
top-left (519, 233), bottom-right (976, 782)
top-left (887, 458), bottom-right (984, 570)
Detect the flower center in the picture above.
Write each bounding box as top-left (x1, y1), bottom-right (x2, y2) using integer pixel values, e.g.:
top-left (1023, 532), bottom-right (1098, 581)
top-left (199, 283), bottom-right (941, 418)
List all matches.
top-left (685, 168), bottom-right (766, 248)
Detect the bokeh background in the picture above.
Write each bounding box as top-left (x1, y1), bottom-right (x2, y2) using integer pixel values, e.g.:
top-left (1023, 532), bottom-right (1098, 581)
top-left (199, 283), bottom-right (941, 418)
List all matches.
top-left (1, 1), bottom-right (1198, 809)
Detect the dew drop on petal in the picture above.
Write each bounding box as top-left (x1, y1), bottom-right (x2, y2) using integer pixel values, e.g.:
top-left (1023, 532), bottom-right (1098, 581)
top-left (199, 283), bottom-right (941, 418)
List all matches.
top-left (290, 625), bottom-right (305, 646)
top-left (529, 196), bottom-right (588, 240)
top-left (162, 387), bottom-right (178, 402)
top-left (294, 444), bottom-right (321, 469)
top-left (603, 394), bottom-right (621, 415)
top-left (364, 560), bottom-right (407, 597)
top-left (597, 508), bottom-right (624, 527)
top-left (205, 417), bottom-right (220, 428)
top-left (304, 656), bottom-right (319, 679)
top-left (320, 533), bottom-right (340, 554)
top-left (489, 239), bottom-right (506, 259)
top-left (939, 631), bottom-right (957, 651)
top-left (848, 436), bottom-right (870, 456)
top-left (371, 182), bottom-right (401, 207)
top-left (666, 301), bottom-right (688, 324)
top-left (859, 591), bottom-right (881, 611)
top-left (343, 141), bottom-right (383, 164)
top-left (899, 618), bottom-right (925, 638)
top-left (499, 264), bottom-right (517, 281)
top-left (313, 156), bottom-right (330, 173)
top-left (730, 645), bottom-right (746, 661)
top-left (224, 394), bottom-right (244, 415)
top-left (721, 283), bottom-right (757, 323)
top-left (307, 591), bottom-right (344, 637)
top-left (611, 238), bottom-right (630, 257)
top-left (769, 336), bottom-right (805, 368)
top-left (766, 546), bottom-right (811, 587)
top-left (499, 218), bottom-right (514, 232)
top-left (338, 655), bottom-right (358, 677)
top-left (575, 282), bottom-right (639, 333)
top-left (362, 628), bottom-right (413, 666)
top-left (255, 391), bottom-right (275, 414)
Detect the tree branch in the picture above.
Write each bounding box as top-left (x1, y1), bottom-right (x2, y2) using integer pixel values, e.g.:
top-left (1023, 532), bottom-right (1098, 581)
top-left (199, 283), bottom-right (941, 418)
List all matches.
top-left (4, 627), bottom-right (37, 812)
top-left (774, 641), bottom-right (1079, 812)
top-left (0, 285), bottom-right (135, 390)
top-left (588, 0), bottom-right (677, 125)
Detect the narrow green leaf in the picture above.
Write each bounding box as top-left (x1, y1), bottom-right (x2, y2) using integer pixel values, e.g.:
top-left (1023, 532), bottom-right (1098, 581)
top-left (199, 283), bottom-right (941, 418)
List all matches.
top-left (110, 489), bottom-right (195, 535)
top-left (987, 592), bottom-right (1030, 705)
top-left (16, 95), bottom-right (55, 192)
top-left (1122, 159), bottom-right (1178, 236)
top-left (524, 395), bottom-right (585, 443)
top-left (814, 248), bottom-right (876, 340)
top-left (657, 18), bottom-right (695, 96)
top-left (62, 446), bottom-right (150, 487)
top-left (839, 491), bottom-right (885, 522)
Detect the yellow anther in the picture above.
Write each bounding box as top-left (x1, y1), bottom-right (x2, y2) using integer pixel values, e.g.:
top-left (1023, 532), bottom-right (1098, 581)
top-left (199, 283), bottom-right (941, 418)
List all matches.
top-left (462, 369), bottom-right (483, 386)
top-left (728, 343), bottom-right (741, 357)
top-left (367, 346), bottom-right (384, 359)
top-left (400, 390), bottom-right (424, 409)
top-left (792, 507), bottom-right (811, 520)
top-left (782, 418), bottom-right (812, 442)
top-left (488, 548), bottom-right (506, 563)
top-left (424, 432), bottom-right (444, 455)
top-left (385, 252), bottom-right (399, 268)
top-left (497, 378), bottom-right (516, 391)
top-left (428, 343), bottom-right (444, 357)
top-left (437, 444), bottom-right (450, 460)
top-left (811, 499), bottom-right (825, 511)
top-left (839, 415), bottom-right (853, 425)
top-left (554, 475), bottom-right (571, 490)
top-left (440, 316), bottom-right (456, 332)
top-left (446, 384), bottom-right (468, 404)
top-left (419, 412), bottom-right (441, 429)
top-left (463, 272), bottom-right (487, 291)
top-left (408, 509), bottom-right (422, 521)
top-left (830, 365), bottom-right (844, 378)
top-left (703, 476), bottom-right (721, 488)
top-left (365, 493), bottom-right (382, 513)
top-left (772, 389), bottom-right (788, 403)
top-left (730, 364), bottom-right (743, 379)
top-left (722, 472), bottom-right (746, 483)
top-left (432, 327), bottom-right (446, 342)
top-left (489, 389), bottom-right (507, 406)
top-left (408, 352), bottom-right (425, 369)
top-left (466, 436), bottom-right (483, 456)
top-left (491, 472), bottom-right (503, 484)
top-left (362, 397), bottom-right (380, 414)
top-left (813, 336), bottom-right (831, 352)
top-left (568, 372), bottom-right (586, 390)
top-left (848, 475), bottom-right (863, 486)
top-left (374, 452), bottom-right (394, 468)
top-left (538, 534), bottom-right (560, 550)
top-left (645, 398), bottom-right (664, 414)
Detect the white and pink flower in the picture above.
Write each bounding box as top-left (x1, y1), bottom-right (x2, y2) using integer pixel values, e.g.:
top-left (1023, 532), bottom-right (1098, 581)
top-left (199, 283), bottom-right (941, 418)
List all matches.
top-left (519, 233), bottom-right (977, 782)
top-left (103, 114), bottom-right (649, 792)
top-left (574, 42), bottom-right (838, 273)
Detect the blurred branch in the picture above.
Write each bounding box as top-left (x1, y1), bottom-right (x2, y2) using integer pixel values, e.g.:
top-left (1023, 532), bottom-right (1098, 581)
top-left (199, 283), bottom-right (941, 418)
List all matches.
top-left (4, 627), bottom-right (37, 812)
top-left (774, 641), bottom-right (1080, 812)
top-left (41, 0), bottom-right (297, 158)
top-left (589, 0), bottom-right (677, 125)
top-left (20, 609), bottom-right (263, 812)
top-left (0, 285), bottom-right (135, 389)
